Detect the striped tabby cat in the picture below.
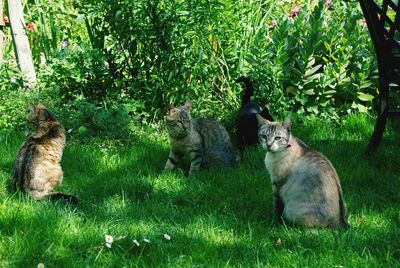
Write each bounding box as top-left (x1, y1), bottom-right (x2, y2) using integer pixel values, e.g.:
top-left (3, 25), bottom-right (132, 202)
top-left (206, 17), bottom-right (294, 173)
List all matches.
top-left (257, 115), bottom-right (349, 228)
top-left (10, 103), bottom-right (77, 203)
top-left (165, 101), bottom-right (235, 176)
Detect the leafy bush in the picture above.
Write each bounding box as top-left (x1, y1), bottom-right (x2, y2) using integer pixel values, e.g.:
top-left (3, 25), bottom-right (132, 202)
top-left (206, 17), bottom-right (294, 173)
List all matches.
top-left (0, 50), bottom-right (141, 138)
top-left (24, 0), bottom-right (87, 61)
top-left (244, 1), bottom-right (378, 119)
top-left (77, 0), bottom-right (245, 119)
top-left (0, 0), bottom-right (381, 137)
top-left (0, 60), bottom-right (28, 133)
top-left (27, 44), bottom-right (141, 138)
top-left (39, 44), bottom-right (116, 101)
top-left (74, 0), bottom-right (377, 121)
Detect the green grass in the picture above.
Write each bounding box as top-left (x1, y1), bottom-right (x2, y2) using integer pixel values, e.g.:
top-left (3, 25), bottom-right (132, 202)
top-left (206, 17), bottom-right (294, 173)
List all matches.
top-left (0, 114), bottom-right (399, 267)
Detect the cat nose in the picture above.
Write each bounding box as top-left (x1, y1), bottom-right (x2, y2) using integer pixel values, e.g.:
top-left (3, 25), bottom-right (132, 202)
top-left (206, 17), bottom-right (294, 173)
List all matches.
top-left (266, 142), bottom-right (273, 149)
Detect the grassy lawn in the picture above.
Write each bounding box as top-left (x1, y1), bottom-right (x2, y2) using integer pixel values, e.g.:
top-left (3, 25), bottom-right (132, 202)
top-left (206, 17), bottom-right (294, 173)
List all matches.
top-left (0, 114), bottom-right (399, 267)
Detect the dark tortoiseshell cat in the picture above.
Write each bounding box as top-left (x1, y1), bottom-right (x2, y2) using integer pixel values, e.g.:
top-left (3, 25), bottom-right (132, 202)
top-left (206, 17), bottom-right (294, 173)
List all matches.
top-left (10, 103), bottom-right (77, 203)
top-left (165, 101), bottom-right (235, 176)
top-left (257, 115), bottom-right (349, 228)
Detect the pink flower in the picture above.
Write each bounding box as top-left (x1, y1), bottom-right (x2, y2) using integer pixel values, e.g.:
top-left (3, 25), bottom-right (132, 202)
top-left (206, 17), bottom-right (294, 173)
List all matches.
top-left (61, 41), bottom-right (68, 49)
top-left (325, 0), bottom-right (333, 9)
top-left (26, 22), bottom-right (34, 31)
top-left (361, 19), bottom-right (367, 27)
top-left (268, 19), bottom-right (278, 29)
top-left (290, 4), bottom-right (303, 18)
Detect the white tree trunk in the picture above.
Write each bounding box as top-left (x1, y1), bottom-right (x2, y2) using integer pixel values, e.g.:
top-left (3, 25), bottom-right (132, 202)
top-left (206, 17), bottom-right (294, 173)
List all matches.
top-left (0, 1), bottom-right (5, 63)
top-left (7, 0), bottom-right (36, 88)
top-left (0, 29), bottom-right (4, 63)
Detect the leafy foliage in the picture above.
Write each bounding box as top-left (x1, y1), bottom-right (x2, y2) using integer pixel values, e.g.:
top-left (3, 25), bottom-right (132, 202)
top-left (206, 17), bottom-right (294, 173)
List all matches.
top-left (24, 0), bottom-right (87, 61)
top-left (0, 0), bottom-right (382, 135)
top-left (244, 1), bottom-right (378, 119)
top-left (39, 45), bottom-right (114, 101)
top-left (0, 60), bottom-right (28, 133)
top-left (73, 0), bottom-right (378, 120)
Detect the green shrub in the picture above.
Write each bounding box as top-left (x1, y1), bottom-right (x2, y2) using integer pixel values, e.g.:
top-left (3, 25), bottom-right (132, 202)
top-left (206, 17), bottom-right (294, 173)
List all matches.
top-left (0, 0), bottom-right (381, 137)
top-left (39, 44), bottom-right (116, 102)
top-left (244, 1), bottom-right (377, 119)
top-left (0, 60), bottom-right (28, 133)
top-left (74, 0), bottom-right (377, 121)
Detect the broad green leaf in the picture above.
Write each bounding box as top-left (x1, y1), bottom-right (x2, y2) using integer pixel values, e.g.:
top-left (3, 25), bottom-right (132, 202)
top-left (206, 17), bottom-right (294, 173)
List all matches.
top-left (357, 92), bottom-right (375, 101)
top-left (307, 105), bottom-right (319, 114)
top-left (359, 81), bottom-right (373, 89)
top-left (352, 102), bottom-right (369, 113)
top-left (305, 64), bottom-right (322, 77)
top-left (305, 89), bottom-right (315, 95)
top-left (177, 11), bottom-right (190, 16)
top-left (307, 57), bottom-right (316, 68)
top-left (287, 86), bottom-right (297, 95)
top-left (324, 90), bottom-right (337, 95)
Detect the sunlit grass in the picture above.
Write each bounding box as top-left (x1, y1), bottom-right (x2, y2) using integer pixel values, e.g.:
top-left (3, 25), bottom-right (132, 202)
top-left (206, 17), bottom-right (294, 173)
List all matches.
top-left (0, 114), bottom-right (399, 267)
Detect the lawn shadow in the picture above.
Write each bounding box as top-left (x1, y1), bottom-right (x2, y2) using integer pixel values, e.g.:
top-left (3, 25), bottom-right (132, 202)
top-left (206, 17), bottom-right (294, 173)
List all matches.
top-left (1, 116), bottom-right (400, 266)
top-left (61, 115), bottom-right (399, 231)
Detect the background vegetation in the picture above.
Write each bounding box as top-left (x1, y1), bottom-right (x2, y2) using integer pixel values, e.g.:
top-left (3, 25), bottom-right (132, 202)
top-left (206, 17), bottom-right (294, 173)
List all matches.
top-left (1, 0), bottom-right (380, 137)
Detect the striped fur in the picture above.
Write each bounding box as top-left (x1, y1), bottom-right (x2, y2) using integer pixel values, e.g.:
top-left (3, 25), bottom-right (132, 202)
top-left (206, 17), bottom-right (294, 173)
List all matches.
top-left (10, 103), bottom-right (77, 204)
top-left (257, 115), bottom-right (349, 228)
top-left (165, 101), bottom-right (235, 176)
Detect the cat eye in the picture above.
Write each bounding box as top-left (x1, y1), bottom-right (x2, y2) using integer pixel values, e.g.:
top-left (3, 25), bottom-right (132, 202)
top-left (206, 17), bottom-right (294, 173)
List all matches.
top-left (260, 134), bottom-right (267, 140)
top-left (274, 136), bottom-right (282, 141)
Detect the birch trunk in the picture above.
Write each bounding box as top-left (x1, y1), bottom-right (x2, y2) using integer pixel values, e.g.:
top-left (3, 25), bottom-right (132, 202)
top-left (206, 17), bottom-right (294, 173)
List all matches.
top-left (0, 1), bottom-right (5, 63)
top-left (7, 0), bottom-right (36, 88)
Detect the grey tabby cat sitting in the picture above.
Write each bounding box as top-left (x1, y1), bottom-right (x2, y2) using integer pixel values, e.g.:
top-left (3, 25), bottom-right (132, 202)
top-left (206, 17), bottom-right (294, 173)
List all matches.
top-left (257, 115), bottom-right (349, 228)
top-left (165, 100), bottom-right (235, 176)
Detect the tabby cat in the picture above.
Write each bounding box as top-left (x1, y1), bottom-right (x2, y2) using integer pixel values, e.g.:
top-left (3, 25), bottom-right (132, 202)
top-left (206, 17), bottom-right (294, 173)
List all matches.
top-left (10, 103), bottom-right (77, 203)
top-left (165, 101), bottom-right (235, 176)
top-left (236, 76), bottom-right (274, 148)
top-left (257, 115), bottom-right (349, 228)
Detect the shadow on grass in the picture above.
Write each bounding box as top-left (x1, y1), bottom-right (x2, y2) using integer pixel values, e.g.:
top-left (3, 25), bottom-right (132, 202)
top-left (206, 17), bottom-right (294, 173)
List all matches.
top-left (1, 115), bottom-right (399, 266)
top-left (59, 121), bottom-right (399, 227)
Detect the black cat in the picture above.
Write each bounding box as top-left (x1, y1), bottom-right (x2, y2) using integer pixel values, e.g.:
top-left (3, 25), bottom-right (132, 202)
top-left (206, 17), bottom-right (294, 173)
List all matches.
top-left (236, 76), bottom-right (274, 148)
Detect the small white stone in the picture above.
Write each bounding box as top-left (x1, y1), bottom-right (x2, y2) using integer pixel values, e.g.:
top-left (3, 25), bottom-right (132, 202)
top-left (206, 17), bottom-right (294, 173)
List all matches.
top-left (132, 239), bottom-right (140, 246)
top-left (163, 233), bottom-right (171, 241)
top-left (143, 238), bottom-right (151, 244)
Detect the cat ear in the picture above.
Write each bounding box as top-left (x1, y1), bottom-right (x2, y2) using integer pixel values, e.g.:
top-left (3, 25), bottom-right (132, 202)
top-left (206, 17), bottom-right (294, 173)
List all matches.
top-left (183, 100), bottom-right (192, 111)
top-left (283, 116), bottom-right (291, 130)
top-left (167, 104), bottom-right (175, 114)
top-left (37, 103), bottom-right (45, 109)
top-left (256, 114), bottom-right (267, 126)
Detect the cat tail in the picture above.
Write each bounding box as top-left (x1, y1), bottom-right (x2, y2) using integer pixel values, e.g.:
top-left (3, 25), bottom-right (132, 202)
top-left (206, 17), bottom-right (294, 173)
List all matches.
top-left (259, 105), bottom-right (274, 121)
top-left (9, 171), bottom-right (19, 193)
top-left (235, 76), bottom-right (254, 108)
top-left (338, 190), bottom-right (350, 229)
top-left (49, 192), bottom-right (78, 205)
